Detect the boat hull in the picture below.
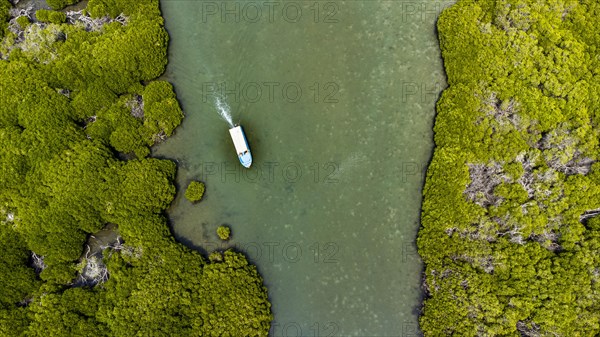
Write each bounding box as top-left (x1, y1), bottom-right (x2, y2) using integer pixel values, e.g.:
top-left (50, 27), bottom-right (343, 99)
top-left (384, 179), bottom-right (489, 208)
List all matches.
top-left (228, 125), bottom-right (252, 168)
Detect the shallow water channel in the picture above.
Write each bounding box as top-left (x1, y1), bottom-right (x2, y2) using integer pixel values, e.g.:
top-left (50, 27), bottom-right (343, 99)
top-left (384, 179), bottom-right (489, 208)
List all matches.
top-left (156, 1), bottom-right (449, 335)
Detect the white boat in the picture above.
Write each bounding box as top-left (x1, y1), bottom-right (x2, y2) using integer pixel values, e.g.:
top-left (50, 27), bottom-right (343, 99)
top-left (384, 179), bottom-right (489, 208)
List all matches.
top-left (229, 125), bottom-right (252, 168)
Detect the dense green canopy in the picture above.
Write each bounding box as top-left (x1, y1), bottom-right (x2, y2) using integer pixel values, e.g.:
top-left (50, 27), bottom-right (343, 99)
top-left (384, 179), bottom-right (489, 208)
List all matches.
top-left (0, 0), bottom-right (272, 335)
top-left (185, 181), bottom-right (206, 203)
top-left (419, 0), bottom-right (600, 335)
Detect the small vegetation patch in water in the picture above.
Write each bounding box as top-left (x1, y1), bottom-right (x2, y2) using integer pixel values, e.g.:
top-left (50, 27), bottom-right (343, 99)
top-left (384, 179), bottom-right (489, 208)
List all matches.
top-left (217, 225), bottom-right (231, 240)
top-left (185, 180), bottom-right (205, 203)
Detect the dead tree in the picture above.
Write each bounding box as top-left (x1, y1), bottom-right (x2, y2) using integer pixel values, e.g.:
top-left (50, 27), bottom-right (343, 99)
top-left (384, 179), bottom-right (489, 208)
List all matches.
top-left (480, 92), bottom-right (521, 129)
top-left (7, 6), bottom-right (34, 44)
top-left (66, 11), bottom-right (128, 32)
top-left (464, 162), bottom-right (509, 207)
top-left (31, 252), bottom-right (47, 274)
top-left (580, 208), bottom-right (600, 222)
top-left (529, 230), bottom-right (562, 252)
top-left (537, 125), bottom-right (595, 176)
top-left (8, 6), bottom-right (33, 20)
top-left (515, 152), bottom-right (538, 197)
top-left (153, 130), bottom-right (167, 143)
top-left (546, 154), bottom-right (594, 176)
top-left (75, 255), bottom-right (109, 286)
top-left (497, 224), bottom-right (525, 245)
top-left (125, 94), bottom-right (144, 118)
top-left (516, 321), bottom-right (541, 337)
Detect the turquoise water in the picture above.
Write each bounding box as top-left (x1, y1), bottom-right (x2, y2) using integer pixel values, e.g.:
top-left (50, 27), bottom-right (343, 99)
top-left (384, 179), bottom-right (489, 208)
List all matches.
top-left (156, 1), bottom-right (449, 335)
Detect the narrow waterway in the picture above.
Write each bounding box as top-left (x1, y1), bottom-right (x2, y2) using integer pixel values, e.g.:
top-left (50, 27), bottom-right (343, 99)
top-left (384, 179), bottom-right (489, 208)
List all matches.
top-left (156, 1), bottom-right (449, 335)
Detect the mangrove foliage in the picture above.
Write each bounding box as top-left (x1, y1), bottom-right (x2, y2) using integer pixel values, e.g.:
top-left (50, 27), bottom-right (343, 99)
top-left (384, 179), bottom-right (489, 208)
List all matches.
top-left (0, 0), bottom-right (272, 335)
top-left (419, 0), bottom-right (600, 335)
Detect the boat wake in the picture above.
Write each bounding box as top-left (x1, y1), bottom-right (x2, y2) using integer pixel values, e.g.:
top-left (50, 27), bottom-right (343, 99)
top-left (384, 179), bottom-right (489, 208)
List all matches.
top-left (215, 97), bottom-right (234, 128)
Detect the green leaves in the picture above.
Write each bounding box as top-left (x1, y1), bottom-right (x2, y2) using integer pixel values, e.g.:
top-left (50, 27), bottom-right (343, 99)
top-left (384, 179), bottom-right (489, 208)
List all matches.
top-left (35, 10), bottom-right (67, 24)
top-left (45, 0), bottom-right (79, 10)
top-left (199, 251), bottom-right (273, 336)
top-left (0, 0), bottom-right (10, 39)
top-left (420, 0), bottom-right (600, 335)
top-left (142, 81), bottom-right (183, 139)
top-left (185, 180), bottom-right (205, 203)
top-left (217, 225), bottom-right (231, 240)
top-left (0, 0), bottom-right (271, 335)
